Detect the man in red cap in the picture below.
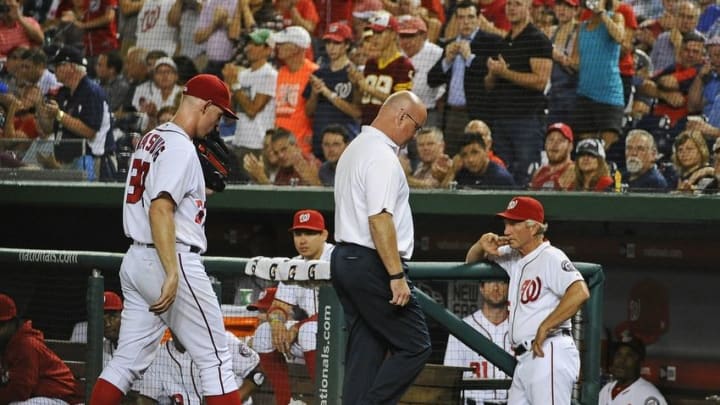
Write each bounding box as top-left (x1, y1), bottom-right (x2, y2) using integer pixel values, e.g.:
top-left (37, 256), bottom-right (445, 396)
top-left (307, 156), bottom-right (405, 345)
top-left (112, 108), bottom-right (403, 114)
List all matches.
top-left (529, 122), bottom-right (576, 190)
top-left (350, 11), bottom-right (415, 125)
top-left (0, 294), bottom-right (83, 404)
top-left (465, 196), bottom-right (590, 405)
top-left (90, 73), bottom-right (242, 405)
top-left (251, 209), bottom-right (334, 405)
top-left (70, 291), bottom-right (126, 372)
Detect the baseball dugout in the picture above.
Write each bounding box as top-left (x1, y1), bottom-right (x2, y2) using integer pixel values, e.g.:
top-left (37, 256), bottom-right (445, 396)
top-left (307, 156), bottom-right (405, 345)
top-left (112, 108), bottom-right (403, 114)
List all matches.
top-left (0, 248), bottom-right (603, 404)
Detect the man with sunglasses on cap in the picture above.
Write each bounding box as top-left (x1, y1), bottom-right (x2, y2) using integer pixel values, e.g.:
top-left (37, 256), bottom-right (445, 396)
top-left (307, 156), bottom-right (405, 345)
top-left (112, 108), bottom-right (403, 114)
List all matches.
top-left (252, 209), bottom-right (333, 405)
top-left (465, 196), bottom-right (590, 405)
top-left (37, 45), bottom-right (113, 180)
top-left (89, 73), bottom-right (243, 405)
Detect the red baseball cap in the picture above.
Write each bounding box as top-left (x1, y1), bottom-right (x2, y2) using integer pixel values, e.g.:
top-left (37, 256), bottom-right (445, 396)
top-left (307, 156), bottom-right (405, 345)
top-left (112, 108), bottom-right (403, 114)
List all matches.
top-left (557, 0), bottom-right (579, 6)
top-left (104, 291), bottom-right (123, 311)
top-left (398, 15), bottom-right (428, 34)
top-left (547, 122), bottom-right (574, 142)
top-left (183, 74), bottom-right (238, 120)
top-left (497, 196), bottom-right (545, 223)
top-left (247, 287), bottom-right (277, 311)
top-left (0, 294), bottom-right (17, 321)
top-left (324, 22), bottom-right (354, 42)
top-left (369, 11), bottom-right (399, 32)
top-left (289, 209), bottom-right (326, 232)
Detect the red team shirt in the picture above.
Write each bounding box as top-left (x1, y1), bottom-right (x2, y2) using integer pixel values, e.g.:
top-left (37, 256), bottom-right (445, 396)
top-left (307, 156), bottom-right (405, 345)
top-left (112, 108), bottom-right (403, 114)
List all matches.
top-left (0, 321), bottom-right (83, 404)
top-left (360, 53), bottom-right (414, 125)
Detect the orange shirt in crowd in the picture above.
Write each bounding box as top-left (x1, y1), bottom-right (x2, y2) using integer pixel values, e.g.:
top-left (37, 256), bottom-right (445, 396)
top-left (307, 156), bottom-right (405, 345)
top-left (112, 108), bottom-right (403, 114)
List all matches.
top-left (275, 58), bottom-right (318, 155)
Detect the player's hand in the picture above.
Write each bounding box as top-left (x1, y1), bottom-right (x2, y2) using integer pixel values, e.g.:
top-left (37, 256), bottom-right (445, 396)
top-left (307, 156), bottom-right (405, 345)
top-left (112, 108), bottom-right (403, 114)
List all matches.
top-left (150, 272), bottom-right (179, 314)
top-left (270, 321), bottom-right (292, 354)
top-left (389, 278), bottom-right (411, 307)
top-left (532, 325), bottom-right (549, 357)
top-left (478, 233), bottom-right (509, 256)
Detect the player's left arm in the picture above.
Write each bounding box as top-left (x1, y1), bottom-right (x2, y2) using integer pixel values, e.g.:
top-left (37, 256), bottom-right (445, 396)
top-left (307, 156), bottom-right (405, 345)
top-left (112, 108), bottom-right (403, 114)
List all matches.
top-left (148, 194), bottom-right (179, 314)
top-left (268, 299), bottom-right (295, 354)
top-left (532, 280), bottom-right (589, 357)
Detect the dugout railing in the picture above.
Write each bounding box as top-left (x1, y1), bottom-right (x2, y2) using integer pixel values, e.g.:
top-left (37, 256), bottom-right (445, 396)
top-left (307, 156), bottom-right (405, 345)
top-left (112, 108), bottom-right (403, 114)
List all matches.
top-left (0, 248), bottom-right (604, 404)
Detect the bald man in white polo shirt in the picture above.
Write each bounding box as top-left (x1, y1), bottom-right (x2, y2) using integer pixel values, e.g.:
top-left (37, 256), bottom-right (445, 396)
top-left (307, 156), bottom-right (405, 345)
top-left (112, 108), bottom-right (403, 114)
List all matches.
top-left (331, 90), bottom-right (432, 405)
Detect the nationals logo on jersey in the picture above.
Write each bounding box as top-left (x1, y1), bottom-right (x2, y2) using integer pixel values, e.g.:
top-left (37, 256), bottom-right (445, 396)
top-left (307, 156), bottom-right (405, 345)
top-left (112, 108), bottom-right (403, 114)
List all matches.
top-left (520, 277), bottom-right (542, 304)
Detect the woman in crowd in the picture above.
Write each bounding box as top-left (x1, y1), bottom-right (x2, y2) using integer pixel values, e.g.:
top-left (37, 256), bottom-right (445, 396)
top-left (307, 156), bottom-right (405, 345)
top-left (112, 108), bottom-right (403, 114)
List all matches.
top-left (573, 138), bottom-right (614, 191)
top-left (671, 130), bottom-right (717, 193)
top-left (574, 0), bottom-right (625, 151)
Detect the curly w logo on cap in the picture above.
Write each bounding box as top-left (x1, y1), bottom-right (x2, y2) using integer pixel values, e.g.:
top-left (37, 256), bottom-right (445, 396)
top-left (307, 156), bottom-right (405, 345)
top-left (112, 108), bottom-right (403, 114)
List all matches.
top-left (497, 196), bottom-right (545, 223)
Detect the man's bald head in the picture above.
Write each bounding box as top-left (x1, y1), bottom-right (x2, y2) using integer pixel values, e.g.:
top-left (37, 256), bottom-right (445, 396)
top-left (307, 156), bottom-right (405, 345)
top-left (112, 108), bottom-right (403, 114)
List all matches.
top-left (372, 91), bottom-right (427, 146)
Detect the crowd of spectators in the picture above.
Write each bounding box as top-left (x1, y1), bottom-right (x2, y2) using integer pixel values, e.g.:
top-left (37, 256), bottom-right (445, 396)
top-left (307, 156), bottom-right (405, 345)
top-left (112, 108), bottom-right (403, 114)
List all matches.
top-left (1, 0), bottom-right (720, 192)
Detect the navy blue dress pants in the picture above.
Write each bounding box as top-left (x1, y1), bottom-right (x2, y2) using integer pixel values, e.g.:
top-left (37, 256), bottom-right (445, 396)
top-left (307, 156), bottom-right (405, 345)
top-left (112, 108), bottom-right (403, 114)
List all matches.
top-left (331, 243), bottom-right (432, 405)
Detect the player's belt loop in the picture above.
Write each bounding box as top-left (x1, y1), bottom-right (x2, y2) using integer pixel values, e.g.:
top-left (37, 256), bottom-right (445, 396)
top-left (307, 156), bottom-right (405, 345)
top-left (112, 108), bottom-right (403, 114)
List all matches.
top-left (133, 241), bottom-right (201, 254)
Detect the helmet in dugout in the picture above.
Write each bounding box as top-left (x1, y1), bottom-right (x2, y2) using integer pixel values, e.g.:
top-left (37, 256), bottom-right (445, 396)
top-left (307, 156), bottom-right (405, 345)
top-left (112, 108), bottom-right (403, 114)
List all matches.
top-left (195, 130), bottom-right (231, 192)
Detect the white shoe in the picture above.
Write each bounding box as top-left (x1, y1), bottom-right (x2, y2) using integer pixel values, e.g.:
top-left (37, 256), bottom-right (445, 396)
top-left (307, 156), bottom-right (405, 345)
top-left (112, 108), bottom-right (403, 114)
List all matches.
top-left (288, 399), bottom-right (308, 405)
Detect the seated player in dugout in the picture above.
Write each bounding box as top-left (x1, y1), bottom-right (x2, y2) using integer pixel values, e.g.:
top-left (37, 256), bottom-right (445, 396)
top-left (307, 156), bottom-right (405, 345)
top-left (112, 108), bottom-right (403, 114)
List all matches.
top-left (137, 329), bottom-right (263, 405)
top-left (251, 209), bottom-right (334, 405)
top-left (70, 291), bottom-right (122, 365)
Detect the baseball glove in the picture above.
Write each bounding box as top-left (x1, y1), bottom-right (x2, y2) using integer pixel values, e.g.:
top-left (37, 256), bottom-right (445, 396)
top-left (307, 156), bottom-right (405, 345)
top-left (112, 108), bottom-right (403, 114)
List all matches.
top-left (195, 130), bottom-right (231, 192)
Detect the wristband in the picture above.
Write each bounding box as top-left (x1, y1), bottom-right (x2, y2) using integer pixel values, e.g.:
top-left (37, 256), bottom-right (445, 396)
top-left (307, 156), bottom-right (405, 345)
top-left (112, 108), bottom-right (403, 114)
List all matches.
top-left (56, 110), bottom-right (65, 122)
top-left (389, 272), bottom-right (405, 280)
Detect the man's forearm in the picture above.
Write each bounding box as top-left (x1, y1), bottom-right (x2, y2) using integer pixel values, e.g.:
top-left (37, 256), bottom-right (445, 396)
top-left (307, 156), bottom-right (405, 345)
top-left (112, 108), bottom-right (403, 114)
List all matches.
top-left (149, 197), bottom-right (179, 280)
top-left (539, 280), bottom-right (589, 332)
top-left (368, 212), bottom-right (404, 275)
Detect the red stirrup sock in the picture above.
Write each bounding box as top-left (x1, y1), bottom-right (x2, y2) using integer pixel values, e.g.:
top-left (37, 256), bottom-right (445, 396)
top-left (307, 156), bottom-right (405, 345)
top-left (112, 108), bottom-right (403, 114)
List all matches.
top-left (303, 350), bottom-right (317, 383)
top-left (259, 351), bottom-right (292, 405)
top-left (205, 390), bottom-right (241, 405)
top-left (88, 378), bottom-right (123, 405)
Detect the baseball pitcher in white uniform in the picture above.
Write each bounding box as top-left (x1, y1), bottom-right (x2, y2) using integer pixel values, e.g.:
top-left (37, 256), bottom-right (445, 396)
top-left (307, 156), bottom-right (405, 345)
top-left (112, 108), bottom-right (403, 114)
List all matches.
top-left (598, 334), bottom-right (667, 405)
top-left (89, 74), bottom-right (241, 405)
top-left (466, 196), bottom-right (590, 405)
top-left (444, 280), bottom-right (512, 405)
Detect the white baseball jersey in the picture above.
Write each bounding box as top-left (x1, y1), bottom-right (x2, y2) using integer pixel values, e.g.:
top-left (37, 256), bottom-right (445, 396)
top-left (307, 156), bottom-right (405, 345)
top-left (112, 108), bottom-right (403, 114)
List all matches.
top-left (231, 63), bottom-right (278, 149)
top-left (443, 310), bottom-right (511, 404)
top-left (493, 242), bottom-right (584, 346)
top-left (69, 321), bottom-right (115, 368)
top-left (598, 377), bottom-right (668, 405)
top-left (139, 332), bottom-right (260, 405)
top-left (135, 0), bottom-right (178, 56)
top-left (123, 122), bottom-right (207, 253)
top-left (274, 243), bottom-right (334, 316)
top-left (132, 82), bottom-right (183, 113)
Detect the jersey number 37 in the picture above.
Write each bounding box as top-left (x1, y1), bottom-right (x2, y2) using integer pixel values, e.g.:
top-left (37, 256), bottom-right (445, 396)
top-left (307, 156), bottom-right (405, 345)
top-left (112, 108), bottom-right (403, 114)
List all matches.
top-left (126, 159), bottom-right (150, 204)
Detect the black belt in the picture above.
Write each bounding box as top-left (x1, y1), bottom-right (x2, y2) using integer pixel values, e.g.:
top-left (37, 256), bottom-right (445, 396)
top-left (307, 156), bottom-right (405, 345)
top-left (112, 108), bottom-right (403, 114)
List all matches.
top-left (134, 242), bottom-right (201, 254)
top-left (513, 329), bottom-right (571, 356)
top-left (446, 105), bottom-right (467, 112)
